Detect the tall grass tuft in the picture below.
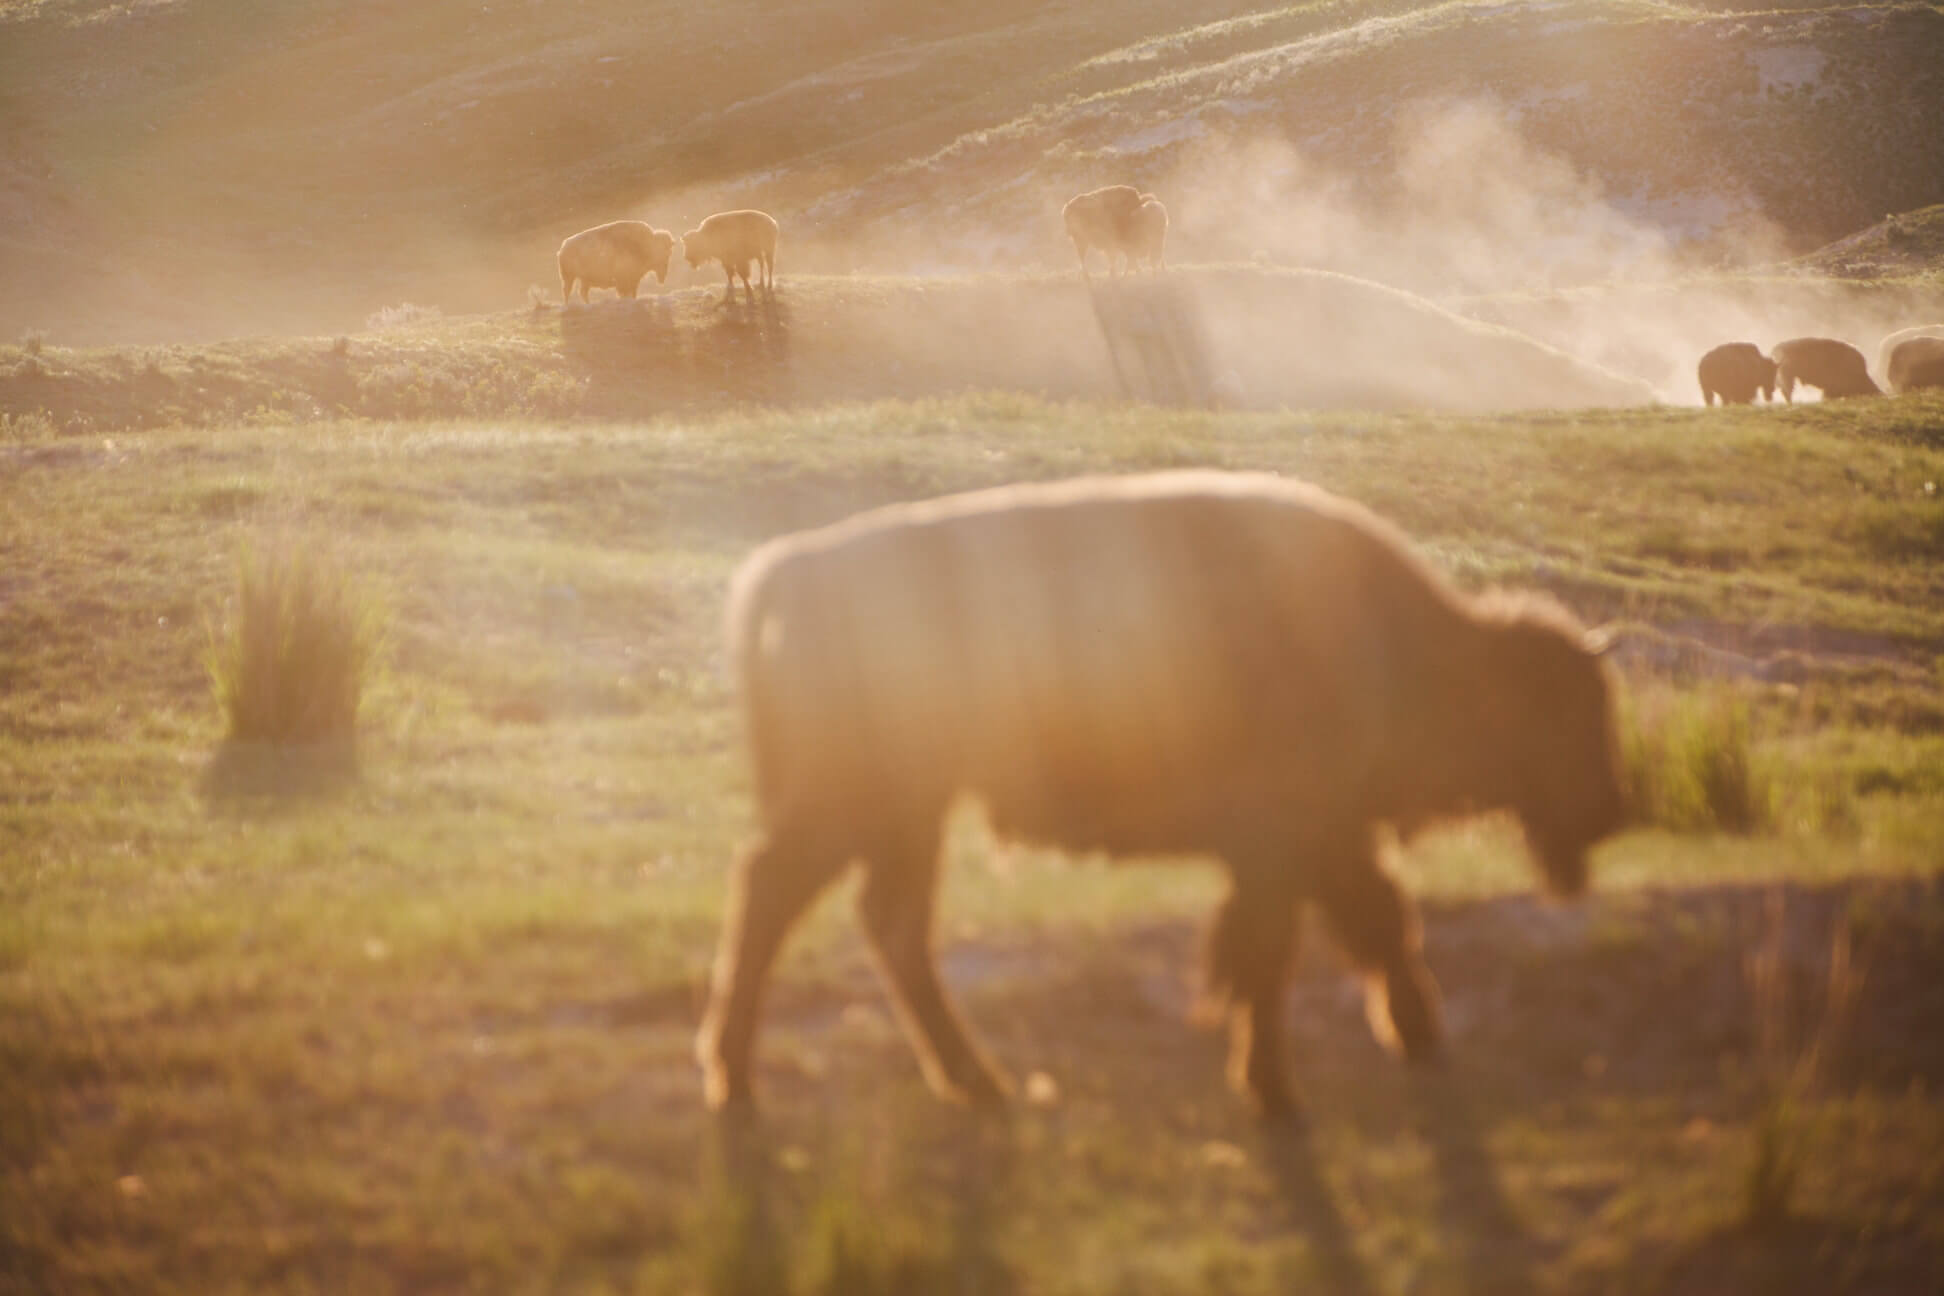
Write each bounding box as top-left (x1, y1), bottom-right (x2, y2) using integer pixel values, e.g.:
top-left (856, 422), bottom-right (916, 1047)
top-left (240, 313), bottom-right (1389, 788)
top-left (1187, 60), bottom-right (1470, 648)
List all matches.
top-left (207, 542), bottom-right (382, 745)
top-left (1622, 686), bottom-right (1773, 833)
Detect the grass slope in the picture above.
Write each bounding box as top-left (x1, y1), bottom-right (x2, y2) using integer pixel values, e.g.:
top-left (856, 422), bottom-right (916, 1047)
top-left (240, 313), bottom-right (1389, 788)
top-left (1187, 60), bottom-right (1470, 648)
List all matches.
top-left (0, 266), bottom-right (1660, 432)
top-left (5, 394), bottom-right (1944, 1292)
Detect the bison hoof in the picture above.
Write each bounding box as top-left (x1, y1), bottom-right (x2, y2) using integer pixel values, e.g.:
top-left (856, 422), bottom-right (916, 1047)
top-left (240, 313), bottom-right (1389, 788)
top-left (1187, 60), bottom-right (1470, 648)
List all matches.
top-left (949, 1066), bottom-right (1014, 1111)
top-left (699, 1058), bottom-right (755, 1114)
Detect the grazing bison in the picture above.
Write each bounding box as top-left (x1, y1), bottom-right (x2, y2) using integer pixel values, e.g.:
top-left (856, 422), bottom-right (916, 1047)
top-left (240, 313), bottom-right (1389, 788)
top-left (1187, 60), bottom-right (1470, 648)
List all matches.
top-left (1772, 337), bottom-right (1881, 401)
top-left (1062, 184), bottom-right (1160, 277)
top-left (1697, 342), bottom-right (1777, 406)
top-left (1887, 335), bottom-right (1944, 394)
top-left (696, 470), bottom-right (1626, 1119)
top-left (681, 209), bottom-right (779, 304)
top-left (556, 220), bottom-right (675, 303)
top-left (1879, 325), bottom-right (1944, 388)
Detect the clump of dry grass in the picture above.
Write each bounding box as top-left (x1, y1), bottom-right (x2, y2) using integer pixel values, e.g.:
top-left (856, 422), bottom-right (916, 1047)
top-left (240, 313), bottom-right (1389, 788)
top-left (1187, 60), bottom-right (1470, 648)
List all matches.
top-left (206, 541), bottom-right (383, 745)
top-left (1742, 888), bottom-right (1862, 1231)
top-left (364, 301), bottom-right (443, 331)
top-left (1622, 686), bottom-right (1774, 833)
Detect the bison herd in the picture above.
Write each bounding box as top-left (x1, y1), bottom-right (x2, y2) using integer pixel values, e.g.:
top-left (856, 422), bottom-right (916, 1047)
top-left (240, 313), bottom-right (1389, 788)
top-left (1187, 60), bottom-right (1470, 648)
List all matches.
top-left (555, 184), bottom-right (1171, 308)
top-left (1699, 327), bottom-right (1944, 404)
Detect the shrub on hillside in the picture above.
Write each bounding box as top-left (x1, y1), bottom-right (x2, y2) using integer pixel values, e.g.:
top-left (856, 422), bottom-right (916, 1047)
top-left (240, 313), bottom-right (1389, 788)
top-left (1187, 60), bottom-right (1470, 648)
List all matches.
top-left (206, 543), bottom-right (382, 745)
top-left (364, 301), bottom-right (442, 332)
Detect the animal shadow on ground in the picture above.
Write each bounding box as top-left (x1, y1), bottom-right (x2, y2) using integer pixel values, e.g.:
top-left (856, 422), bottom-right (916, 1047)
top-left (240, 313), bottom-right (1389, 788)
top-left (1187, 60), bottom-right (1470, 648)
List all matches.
top-left (698, 1102), bottom-right (1017, 1294)
top-left (695, 290), bottom-right (794, 403)
top-left (1256, 1123), bottom-right (1383, 1296)
top-left (1413, 1073), bottom-right (1542, 1296)
top-left (555, 292), bottom-right (796, 408)
top-left (1084, 274), bottom-right (1220, 407)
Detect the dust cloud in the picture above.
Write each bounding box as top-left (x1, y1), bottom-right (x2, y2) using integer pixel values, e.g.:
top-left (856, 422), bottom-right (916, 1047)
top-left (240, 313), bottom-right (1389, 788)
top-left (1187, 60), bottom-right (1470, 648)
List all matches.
top-left (778, 97), bottom-right (1931, 406)
top-left (1130, 99), bottom-right (1929, 402)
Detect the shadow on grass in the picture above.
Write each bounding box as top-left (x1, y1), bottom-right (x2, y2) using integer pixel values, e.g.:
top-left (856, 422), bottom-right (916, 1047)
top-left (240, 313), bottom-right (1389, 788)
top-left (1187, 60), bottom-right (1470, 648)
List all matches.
top-left (697, 1106), bottom-right (1016, 1296)
top-left (556, 289), bottom-right (797, 410)
top-left (1414, 1071), bottom-right (1541, 1296)
top-left (1257, 1121), bottom-right (1381, 1296)
top-left (198, 738), bottom-right (357, 808)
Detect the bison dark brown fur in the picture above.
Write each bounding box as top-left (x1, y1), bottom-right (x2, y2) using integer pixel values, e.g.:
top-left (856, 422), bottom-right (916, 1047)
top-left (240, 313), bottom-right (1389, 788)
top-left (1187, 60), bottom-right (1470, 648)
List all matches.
top-left (1772, 336), bottom-right (1881, 401)
top-left (1697, 342), bottom-right (1777, 406)
top-left (695, 471), bottom-right (1626, 1119)
top-left (1887, 335), bottom-right (1944, 394)
top-left (1876, 325), bottom-right (1944, 386)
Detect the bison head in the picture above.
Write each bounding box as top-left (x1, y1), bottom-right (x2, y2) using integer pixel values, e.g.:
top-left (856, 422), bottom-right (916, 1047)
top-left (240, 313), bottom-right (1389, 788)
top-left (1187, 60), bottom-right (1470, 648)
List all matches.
top-left (647, 229), bottom-right (676, 284)
top-left (680, 228), bottom-right (708, 269)
top-left (1486, 615), bottom-right (1626, 897)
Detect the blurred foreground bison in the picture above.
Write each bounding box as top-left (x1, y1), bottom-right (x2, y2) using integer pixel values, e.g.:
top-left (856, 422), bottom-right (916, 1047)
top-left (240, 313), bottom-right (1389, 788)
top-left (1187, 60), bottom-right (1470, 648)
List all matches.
top-left (1063, 185), bottom-right (1166, 277)
top-left (696, 471), bottom-right (1626, 1119)
top-left (556, 220), bottom-right (675, 303)
top-left (1773, 336), bottom-right (1881, 401)
top-left (1697, 342), bottom-right (1777, 406)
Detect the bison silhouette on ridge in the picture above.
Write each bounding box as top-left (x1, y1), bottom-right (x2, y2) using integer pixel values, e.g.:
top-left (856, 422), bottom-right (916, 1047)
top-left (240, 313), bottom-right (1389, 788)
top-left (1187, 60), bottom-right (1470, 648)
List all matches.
top-left (696, 470), bottom-right (1626, 1119)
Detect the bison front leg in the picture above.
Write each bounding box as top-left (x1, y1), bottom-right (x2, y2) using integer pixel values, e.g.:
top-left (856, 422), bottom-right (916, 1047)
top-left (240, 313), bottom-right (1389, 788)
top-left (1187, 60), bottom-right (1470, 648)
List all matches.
top-left (696, 826), bottom-right (849, 1112)
top-left (858, 838), bottom-right (1011, 1108)
top-left (1314, 843), bottom-right (1445, 1066)
top-left (1207, 873), bottom-right (1302, 1120)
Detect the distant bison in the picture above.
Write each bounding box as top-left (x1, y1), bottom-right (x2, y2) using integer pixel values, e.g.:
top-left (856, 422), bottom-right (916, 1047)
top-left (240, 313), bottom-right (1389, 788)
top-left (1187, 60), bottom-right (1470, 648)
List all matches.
top-left (1887, 335), bottom-right (1944, 394)
top-left (1697, 342), bottom-right (1777, 406)
top-left (1772, 337), bottom-right (1881, 401)
top-left (1062, 185), bottom-right (1163, 277)
top-left (556, 220), bottom-right (675, 304)
top-left (682, 209), bottom-right (779, 304)
top-left (1878, 325), bottom-right (1944, 388)
top-left (696, 470), bottom-right (1625, 1119)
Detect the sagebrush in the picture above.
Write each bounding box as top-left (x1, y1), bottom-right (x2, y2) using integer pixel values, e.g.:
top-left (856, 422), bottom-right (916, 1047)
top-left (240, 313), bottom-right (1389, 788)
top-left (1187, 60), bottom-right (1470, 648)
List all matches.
top-left (207, 543), bottom-right (382, 744)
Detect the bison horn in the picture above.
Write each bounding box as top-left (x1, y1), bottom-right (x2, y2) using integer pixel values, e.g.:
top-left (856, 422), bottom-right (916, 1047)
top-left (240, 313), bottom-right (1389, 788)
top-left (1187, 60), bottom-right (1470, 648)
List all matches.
top-left (1583, 627), bottom-right (1617, 657)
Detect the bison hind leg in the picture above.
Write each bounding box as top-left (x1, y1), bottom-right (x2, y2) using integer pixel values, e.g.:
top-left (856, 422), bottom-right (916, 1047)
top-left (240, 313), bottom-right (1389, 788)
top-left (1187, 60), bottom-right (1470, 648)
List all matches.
top-left (857, 833), bottom-right (1011, 1108)
top-left (1314, 845), bottom-right (1446, 1066)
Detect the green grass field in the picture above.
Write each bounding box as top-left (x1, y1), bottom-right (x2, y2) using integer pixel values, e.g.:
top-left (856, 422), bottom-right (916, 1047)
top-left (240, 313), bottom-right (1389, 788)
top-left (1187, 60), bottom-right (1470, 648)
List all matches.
top-left (6, 0), bottom-right (1944, 1290)
top-left (6, 388), bottom-right (1944, 1293)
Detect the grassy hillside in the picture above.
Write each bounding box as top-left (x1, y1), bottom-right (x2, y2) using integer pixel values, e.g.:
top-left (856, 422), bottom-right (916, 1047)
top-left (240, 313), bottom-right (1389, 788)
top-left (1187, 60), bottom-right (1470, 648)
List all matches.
top-left (1788, 202), bottom-right (1944, 281)
top-left (0, 266), bottom-right (1667, 431)
top-left (4, 0), bottom-right (1942, 343)
top-left (5, 394), bottom-right (1944, 1292)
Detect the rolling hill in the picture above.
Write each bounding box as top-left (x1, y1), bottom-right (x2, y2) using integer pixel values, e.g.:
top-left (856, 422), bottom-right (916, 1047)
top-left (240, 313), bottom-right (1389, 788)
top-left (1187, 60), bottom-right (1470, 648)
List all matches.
top-left (3, 0), bottom-right (1942, 349)
top-left (0, 266), bottom-right (1657, 431)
